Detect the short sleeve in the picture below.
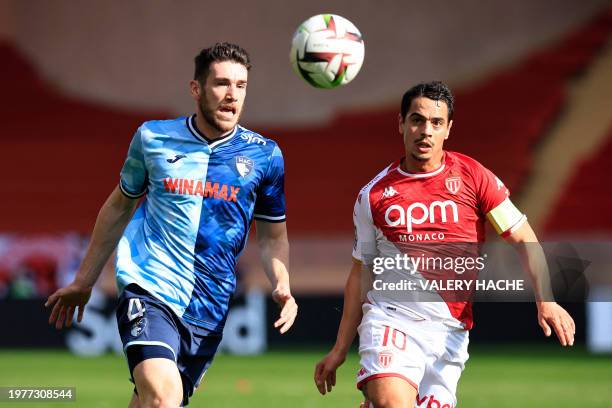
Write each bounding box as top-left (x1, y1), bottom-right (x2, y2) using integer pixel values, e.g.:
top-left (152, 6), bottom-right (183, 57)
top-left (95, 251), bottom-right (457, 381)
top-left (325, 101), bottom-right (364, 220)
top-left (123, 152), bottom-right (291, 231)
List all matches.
top-left (352, 190), bottom-right (377, 263)
top-left (475, 164), bottom-right (510, 215)
top-left (474, 163), bottom-right (527, 236)
top-left (253, 145), bottom-right (286, 223)
top-left (119, 126), bottom-right (148, 198)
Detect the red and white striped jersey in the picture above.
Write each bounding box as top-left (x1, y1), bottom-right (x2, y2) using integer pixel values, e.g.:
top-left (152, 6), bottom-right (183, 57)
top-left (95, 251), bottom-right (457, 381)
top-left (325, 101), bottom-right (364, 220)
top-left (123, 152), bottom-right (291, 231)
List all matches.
top-left (352, 151), bottom-right (525, 329)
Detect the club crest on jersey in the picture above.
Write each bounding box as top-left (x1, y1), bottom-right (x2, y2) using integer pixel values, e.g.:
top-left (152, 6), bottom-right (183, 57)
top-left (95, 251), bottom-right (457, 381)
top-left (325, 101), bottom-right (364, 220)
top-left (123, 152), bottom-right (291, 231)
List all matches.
top-left (235, 156), bottom-right (254, 177)
top-left (382, 186), bottom-right (398, 198)
top-left (445, 176), bottom-right (462, 195)
top-left (130, 317), bottom-right (147, 337)
top-left (378, 350), bottom-right (393, 368)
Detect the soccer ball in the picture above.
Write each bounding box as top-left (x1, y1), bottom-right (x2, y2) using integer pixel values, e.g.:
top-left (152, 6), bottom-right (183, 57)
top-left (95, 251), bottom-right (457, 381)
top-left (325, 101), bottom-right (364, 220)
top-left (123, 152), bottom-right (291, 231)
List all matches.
top-left (290, 14), bottom-right (365, 89)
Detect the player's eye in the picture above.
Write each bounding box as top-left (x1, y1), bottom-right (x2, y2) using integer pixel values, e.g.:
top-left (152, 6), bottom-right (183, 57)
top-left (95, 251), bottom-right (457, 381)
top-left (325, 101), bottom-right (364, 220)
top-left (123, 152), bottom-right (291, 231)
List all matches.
top-left (411, 117), bottom-right (423, 125)
top-left (432, 119), bottom-right (444, 127)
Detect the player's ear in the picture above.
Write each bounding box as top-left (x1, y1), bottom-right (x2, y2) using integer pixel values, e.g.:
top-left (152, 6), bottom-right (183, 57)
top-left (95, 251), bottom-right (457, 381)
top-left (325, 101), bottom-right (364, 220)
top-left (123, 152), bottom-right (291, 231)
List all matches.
top-left (190, 80), bottom-right (202, 100)
top-left (398, 113), bottom-right (405, 135)
top-left (445, 119), bottom-right (453, 139)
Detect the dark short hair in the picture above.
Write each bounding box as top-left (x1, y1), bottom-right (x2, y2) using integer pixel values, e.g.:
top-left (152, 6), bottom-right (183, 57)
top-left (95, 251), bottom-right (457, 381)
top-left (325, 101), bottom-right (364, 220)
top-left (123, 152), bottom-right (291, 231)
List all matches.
top-left (194, 42), bottom-right (251, 82)
top-left (400, 81), bottom-right (454, 121)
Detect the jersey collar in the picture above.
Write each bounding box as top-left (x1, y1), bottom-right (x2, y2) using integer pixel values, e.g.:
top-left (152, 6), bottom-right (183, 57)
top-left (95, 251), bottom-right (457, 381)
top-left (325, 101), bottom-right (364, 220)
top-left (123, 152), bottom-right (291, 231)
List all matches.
top-left (187, 114), bottom-right (238, 149)
top-left (396, 154), bottom-right (446, 178)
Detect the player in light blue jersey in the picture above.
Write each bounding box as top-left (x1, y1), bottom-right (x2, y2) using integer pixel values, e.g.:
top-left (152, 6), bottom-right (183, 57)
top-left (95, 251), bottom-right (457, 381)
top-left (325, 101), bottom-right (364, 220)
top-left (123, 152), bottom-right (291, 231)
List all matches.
top-left (46, 43), bottom-right (298, 407)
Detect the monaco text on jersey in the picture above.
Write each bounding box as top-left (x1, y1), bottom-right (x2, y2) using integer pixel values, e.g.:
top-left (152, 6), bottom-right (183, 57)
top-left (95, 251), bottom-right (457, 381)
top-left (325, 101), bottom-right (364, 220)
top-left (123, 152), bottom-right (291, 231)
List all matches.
top-left (352, 152), bottom-right (513, 330)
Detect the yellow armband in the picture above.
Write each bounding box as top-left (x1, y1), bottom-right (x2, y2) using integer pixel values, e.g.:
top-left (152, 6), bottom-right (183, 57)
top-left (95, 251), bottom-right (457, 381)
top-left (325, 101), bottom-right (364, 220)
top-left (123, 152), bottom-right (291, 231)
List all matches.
top-left (486, 198), bottom-right (527, 237)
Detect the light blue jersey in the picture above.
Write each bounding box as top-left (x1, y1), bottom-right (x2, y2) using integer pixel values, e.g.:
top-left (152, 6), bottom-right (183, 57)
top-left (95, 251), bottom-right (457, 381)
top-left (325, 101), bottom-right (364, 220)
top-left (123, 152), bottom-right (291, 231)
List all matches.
top-left (116, 115), bottom-right (285, 331)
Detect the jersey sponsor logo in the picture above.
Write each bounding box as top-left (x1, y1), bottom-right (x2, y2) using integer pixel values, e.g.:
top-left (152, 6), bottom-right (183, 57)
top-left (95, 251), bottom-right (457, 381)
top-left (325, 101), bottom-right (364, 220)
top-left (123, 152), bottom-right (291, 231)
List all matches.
top-left (378, 350), bottom-right (393, 368)
top-left (384, 200), bottom-right (459, 233)
top-left (163, 178), bottom-right (240, 202)
top-left (240, 133), bottom-right (267, 145)
top-left (416, 393), bottom-right (454, 408)
top-left (382, 186), bottom-right (399, 198)
top-left (235, 156), bottom-right (254, 177)
top-left (445, 176), bottom-right (461, 195)
top-left (166, 154), bottom-right (187, 164)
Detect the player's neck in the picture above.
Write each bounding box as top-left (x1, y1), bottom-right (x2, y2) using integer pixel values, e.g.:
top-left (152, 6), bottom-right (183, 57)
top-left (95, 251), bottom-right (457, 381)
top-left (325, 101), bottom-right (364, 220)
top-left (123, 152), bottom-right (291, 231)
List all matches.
top-left (402, 152), bottom-right (444, 174)
top-left (194, 114), bottom-right (234, 141)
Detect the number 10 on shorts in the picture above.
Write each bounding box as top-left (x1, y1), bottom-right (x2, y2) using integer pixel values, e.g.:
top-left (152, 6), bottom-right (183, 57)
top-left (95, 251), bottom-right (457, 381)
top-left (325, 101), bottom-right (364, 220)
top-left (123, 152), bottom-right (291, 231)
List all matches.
top-left (382, 325), bottom-right (407, 351)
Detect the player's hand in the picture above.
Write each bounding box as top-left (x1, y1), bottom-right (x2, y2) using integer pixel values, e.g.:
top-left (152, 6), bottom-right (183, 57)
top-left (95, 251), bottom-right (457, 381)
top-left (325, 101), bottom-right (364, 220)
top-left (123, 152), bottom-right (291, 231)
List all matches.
top-left (537, 301), bottom-right (575, 346)
top-left (272, 284), bottom-right (298, 334)
top-left (45, 281), bottom-right (93, 330)
top-left (314, 348), bottom-right (346, 395)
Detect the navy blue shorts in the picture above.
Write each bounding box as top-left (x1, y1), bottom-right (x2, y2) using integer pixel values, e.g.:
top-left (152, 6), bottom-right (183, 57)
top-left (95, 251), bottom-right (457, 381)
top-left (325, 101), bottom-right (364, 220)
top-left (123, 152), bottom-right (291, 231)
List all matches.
top-left (116, 284), bottom-right (222, 406)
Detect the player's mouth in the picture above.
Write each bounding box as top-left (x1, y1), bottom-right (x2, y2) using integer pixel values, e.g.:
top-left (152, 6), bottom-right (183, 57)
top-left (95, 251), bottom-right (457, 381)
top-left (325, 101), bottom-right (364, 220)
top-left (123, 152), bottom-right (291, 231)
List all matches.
top-left (218, 105), bottom-right (237, 120)
top-left (415, 141), bottom-right (433, 154)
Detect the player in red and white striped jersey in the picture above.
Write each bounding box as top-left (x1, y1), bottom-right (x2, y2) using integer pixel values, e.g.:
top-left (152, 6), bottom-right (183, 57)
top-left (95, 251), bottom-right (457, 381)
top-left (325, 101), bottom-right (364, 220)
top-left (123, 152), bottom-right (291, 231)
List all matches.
top-left (314, 82), bottom-right (575, 408)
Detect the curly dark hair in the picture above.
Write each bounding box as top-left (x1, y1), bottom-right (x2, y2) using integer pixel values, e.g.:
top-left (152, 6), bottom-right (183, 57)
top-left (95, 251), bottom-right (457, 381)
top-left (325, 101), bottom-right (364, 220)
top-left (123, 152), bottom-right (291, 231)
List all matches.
top-left (400, 81), bottom-right (454, 121)
top-left (194, 42), bottom-right (251, 83)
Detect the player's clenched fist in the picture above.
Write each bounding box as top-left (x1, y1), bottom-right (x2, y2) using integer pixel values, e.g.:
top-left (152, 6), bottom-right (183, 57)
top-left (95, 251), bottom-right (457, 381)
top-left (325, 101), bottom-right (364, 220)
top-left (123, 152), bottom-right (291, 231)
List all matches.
top-left (314, 349), bottom-right (347, 395)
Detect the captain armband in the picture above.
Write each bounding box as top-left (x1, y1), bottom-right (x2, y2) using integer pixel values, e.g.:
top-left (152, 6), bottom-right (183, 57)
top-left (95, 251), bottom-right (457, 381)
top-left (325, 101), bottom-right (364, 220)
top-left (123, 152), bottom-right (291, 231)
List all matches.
top-left (486, 198), bottom-right (527, 237)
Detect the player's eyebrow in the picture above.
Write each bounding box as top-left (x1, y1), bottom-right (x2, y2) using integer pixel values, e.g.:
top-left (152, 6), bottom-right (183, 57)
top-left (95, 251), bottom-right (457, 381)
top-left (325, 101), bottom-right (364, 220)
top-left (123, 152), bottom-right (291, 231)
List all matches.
top-left (409, 112), bottom-right (427, 120)
top-left (214, 77), bottom-right (247, 85)
top-left (409, 112), bottom-right (445, 122)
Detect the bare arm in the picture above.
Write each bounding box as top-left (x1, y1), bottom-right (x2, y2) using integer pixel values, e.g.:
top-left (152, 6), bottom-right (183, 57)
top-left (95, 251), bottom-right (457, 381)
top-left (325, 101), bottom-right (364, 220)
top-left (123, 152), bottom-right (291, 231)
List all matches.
top-left (504, 221), bottom-right (575, 346)
top-left (315, 258), bottom-right (365, 395)
top-left (331, 258), bottom-right (365, 355)
top-left (504, 221), bottom-right (553, 301)
top-left (45, 185), bottom-right (139, 328)
top-left (255, 220), bottom-right (297, 334)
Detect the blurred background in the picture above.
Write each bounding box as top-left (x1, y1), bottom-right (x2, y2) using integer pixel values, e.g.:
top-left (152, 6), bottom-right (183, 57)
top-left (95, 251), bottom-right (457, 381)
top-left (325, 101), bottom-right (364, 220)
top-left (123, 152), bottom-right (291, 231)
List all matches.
top-left (0, 1), bottom-right (611, 407)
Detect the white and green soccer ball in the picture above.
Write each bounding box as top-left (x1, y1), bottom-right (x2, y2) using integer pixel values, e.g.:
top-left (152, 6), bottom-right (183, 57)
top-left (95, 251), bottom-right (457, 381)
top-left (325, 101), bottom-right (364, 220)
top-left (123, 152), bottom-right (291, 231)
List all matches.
top-left (290, 14), bottom-right (365, 89)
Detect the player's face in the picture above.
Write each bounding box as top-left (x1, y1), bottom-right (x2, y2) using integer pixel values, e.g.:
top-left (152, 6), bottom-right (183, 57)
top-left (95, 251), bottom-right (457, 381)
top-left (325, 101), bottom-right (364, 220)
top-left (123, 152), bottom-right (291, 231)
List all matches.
top-left (191, 60), bottom-right (248, 136)
top-left (399, 97), bottom-right (452, 168)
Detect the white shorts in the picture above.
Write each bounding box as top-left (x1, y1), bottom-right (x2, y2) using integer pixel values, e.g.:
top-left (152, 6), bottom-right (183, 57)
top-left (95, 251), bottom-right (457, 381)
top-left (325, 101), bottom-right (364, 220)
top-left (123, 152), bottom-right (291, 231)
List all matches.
top-left (356, 303), bottom-right (469, 408)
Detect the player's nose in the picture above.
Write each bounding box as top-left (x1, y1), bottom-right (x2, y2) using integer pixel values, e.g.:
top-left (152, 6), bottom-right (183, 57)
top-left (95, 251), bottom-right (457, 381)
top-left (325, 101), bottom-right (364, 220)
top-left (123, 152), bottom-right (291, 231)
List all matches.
top-left (225, 84), bottom-right (238, 101)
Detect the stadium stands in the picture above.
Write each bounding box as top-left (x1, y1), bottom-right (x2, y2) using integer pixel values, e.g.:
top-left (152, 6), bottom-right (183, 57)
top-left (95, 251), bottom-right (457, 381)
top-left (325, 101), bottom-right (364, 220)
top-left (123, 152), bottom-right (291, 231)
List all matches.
top-left (0, 43), bottom-right (163, 233)
top-left (544, 127), bottom-right (612, 235)
top-left (266, 9), bottom-right (612, 233)
top-left (0, 9), bottom-right (610, 236)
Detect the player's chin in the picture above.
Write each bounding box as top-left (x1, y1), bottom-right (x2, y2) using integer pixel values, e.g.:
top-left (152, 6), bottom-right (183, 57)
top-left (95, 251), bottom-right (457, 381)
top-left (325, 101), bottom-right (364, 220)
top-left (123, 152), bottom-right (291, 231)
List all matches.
top-left (214, 117), bottom-right (238, 133)
top-left (411, 151), bottom-right (432, 161)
